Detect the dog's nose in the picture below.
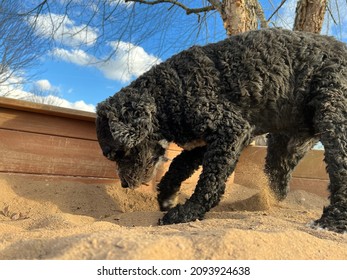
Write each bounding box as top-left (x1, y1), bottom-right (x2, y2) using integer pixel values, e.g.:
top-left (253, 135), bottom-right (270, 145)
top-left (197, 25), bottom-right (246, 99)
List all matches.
top-left (102, 146), bottom-right (111, 157)
top-left (121, 179), bottom-right (129, 189)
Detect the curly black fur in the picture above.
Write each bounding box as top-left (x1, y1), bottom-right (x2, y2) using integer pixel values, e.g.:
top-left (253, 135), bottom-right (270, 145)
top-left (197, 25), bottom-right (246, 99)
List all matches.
top-left (96, 28), bottom-right (347, 233)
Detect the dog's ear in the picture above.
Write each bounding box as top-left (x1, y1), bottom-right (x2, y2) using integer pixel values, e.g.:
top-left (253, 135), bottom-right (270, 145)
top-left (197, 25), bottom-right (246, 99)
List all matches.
top-left (97, 93), bottom-right (157, 149)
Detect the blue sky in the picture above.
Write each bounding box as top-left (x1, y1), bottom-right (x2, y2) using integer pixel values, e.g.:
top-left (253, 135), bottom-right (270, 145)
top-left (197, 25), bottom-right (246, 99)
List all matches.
top-left (35, 55), bottom-right (121, 106)
top-left (3, 0), bottom-right (347, 112)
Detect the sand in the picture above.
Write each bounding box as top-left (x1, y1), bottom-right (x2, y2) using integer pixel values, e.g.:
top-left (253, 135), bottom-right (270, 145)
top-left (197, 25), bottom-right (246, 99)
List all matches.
top-left (0, 172), bottom-right (347, 260)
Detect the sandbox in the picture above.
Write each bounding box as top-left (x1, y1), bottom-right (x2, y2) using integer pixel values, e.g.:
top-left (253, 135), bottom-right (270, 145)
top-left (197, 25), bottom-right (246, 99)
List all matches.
top-left (1, 97), bottom-right (346, 260)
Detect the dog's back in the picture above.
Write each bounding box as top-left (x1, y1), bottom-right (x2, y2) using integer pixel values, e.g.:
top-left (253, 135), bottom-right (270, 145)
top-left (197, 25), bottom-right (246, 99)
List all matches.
top-left (154, 28), bottom-right (347, 135)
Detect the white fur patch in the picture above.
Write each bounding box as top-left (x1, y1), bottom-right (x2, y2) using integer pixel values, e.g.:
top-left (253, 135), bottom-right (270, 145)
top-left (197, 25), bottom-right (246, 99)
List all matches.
top-left (162, 194), bottom-right (179, 209)
top-left (307, 221), bottom-right (324, 231)
top-left (307, 221), bottom-right (347, 234)
top-left (159, 139), bottom-right (169, 149)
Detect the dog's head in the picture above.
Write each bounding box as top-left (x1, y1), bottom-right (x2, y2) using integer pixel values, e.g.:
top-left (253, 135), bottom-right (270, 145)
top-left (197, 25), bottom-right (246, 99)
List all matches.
top-left (96, 90), bottom-right (167, 189)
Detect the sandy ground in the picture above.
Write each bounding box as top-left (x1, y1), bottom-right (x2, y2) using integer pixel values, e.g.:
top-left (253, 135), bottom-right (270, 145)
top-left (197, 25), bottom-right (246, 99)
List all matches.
top-left (0, 172), bottom-right (347, 260)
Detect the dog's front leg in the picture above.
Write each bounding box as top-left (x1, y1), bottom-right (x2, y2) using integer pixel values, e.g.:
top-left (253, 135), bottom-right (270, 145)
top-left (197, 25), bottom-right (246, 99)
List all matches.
top-left (157, 147), bottom-right (206, 211)
top-left (159, 123), bottom-right (252, 225)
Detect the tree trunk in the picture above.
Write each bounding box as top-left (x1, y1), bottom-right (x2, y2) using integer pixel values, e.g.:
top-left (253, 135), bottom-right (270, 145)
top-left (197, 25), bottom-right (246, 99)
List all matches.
top-left (221, 0), bottom-right (259, 36)
top-left (293, 0), bottom-right (328, 33)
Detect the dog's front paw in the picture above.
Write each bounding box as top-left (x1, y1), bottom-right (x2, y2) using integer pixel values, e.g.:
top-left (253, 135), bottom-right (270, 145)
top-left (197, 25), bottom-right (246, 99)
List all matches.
top-left (158, 201), bottom-right (205, 225)
top-left (311, 202), bottom-right (347, 233)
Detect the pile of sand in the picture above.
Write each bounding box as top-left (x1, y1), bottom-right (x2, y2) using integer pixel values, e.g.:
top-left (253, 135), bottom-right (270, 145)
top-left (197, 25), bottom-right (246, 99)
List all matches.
top-left (0, 173), bottom-right (346, 260)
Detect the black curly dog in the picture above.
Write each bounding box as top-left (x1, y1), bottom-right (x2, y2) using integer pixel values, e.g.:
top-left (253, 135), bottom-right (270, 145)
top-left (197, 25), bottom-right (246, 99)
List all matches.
top-left (96, 28), bottom-right (347, 233)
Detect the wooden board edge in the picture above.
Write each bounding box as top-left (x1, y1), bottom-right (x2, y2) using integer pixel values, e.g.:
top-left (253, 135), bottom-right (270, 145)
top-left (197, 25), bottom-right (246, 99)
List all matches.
top-left (0, 96), bottom-right (96, 122)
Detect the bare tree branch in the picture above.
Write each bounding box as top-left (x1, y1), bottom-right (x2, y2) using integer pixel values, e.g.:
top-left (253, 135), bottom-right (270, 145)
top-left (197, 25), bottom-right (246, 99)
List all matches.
top-left (207, 0), bottom-right (222, 13)
top-left (12, 0), bottom-right (344, 76)
top-left (326, 2), bottom-right (338, 26)
top-left (267, 0), bottom-right (287, 22)
top-left (0, 1), bottom-right (45, 96)
top-left (23, 84), bottom-right (62, 106)
top-left (125, 0), bottom-right (215, 15)
top-left (18, 0), bottom-right (48, 16)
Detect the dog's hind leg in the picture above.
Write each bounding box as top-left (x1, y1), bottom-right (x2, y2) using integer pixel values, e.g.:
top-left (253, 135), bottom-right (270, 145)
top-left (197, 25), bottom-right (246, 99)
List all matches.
top-left (311, 95), bottom-right (347, 233)
top-left (157, 147), bottom-right (206, 211)
top-left (265, 133), bottom-right (317, 200)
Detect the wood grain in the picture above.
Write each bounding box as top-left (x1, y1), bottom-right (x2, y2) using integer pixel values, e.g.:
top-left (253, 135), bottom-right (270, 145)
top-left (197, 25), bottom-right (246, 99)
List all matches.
top-left (0, 108), bottom-right (96, 140)
top-left (0, 129), bottom-right (117, 178)
top-left (290, 177), bottom-right (329, 198)
top-left (235, 146), bottom-right (328, 180)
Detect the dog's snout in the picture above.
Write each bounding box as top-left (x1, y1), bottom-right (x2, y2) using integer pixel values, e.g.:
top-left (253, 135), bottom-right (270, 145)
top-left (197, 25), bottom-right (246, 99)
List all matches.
top-left (102, 146), bottom-right (111, 157)
top-left (121, 179), bottom-right (129, 189)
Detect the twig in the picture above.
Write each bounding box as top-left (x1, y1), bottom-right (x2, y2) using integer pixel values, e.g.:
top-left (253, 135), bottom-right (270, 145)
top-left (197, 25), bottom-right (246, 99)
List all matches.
top-left (267, 0), bottom-right (287, 22)
top-left (125, 0), bottom-right (215, 15)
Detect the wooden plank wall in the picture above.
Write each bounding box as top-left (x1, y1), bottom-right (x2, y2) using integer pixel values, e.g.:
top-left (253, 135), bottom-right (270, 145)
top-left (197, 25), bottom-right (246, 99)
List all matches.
top-left (234, 146), bottom-right (329, 198)
top-left (0, 97), bottom-right (329, 197)
top-left (0, 97), bottom-right (116, 179)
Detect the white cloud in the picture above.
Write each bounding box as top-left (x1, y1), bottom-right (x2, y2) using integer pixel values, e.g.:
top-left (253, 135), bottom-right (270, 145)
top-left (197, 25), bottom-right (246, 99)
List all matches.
top-left (101, 41), bottom-right (161, 81)
top-left (5, 89), bottom-right (95, 112)
top-left (52, 41), bottom-right (161, 82)
top-left (1, 75), bottom-right (95, 112)
top-left (31, 13), bottom-right (98, 47)
top-left (51, 96), bottom-right (95, 112)
top-left (0, 74), bottom-right (26, 98)
top-left (35, 79), bottom-right (53, 91)
top-left (108, 0), bottom-right (134, 8)
top-left (32, 79), bottom-right (61, 100)
top-left (66, 100), bottom-right (95, 112)
top-left (52, 48), bottom-right (96, 65)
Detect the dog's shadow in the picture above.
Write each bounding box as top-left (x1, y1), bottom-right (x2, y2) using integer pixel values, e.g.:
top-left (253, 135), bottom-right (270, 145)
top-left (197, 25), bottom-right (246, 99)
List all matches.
top-left (1, 174), bottom-right (159, 221)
